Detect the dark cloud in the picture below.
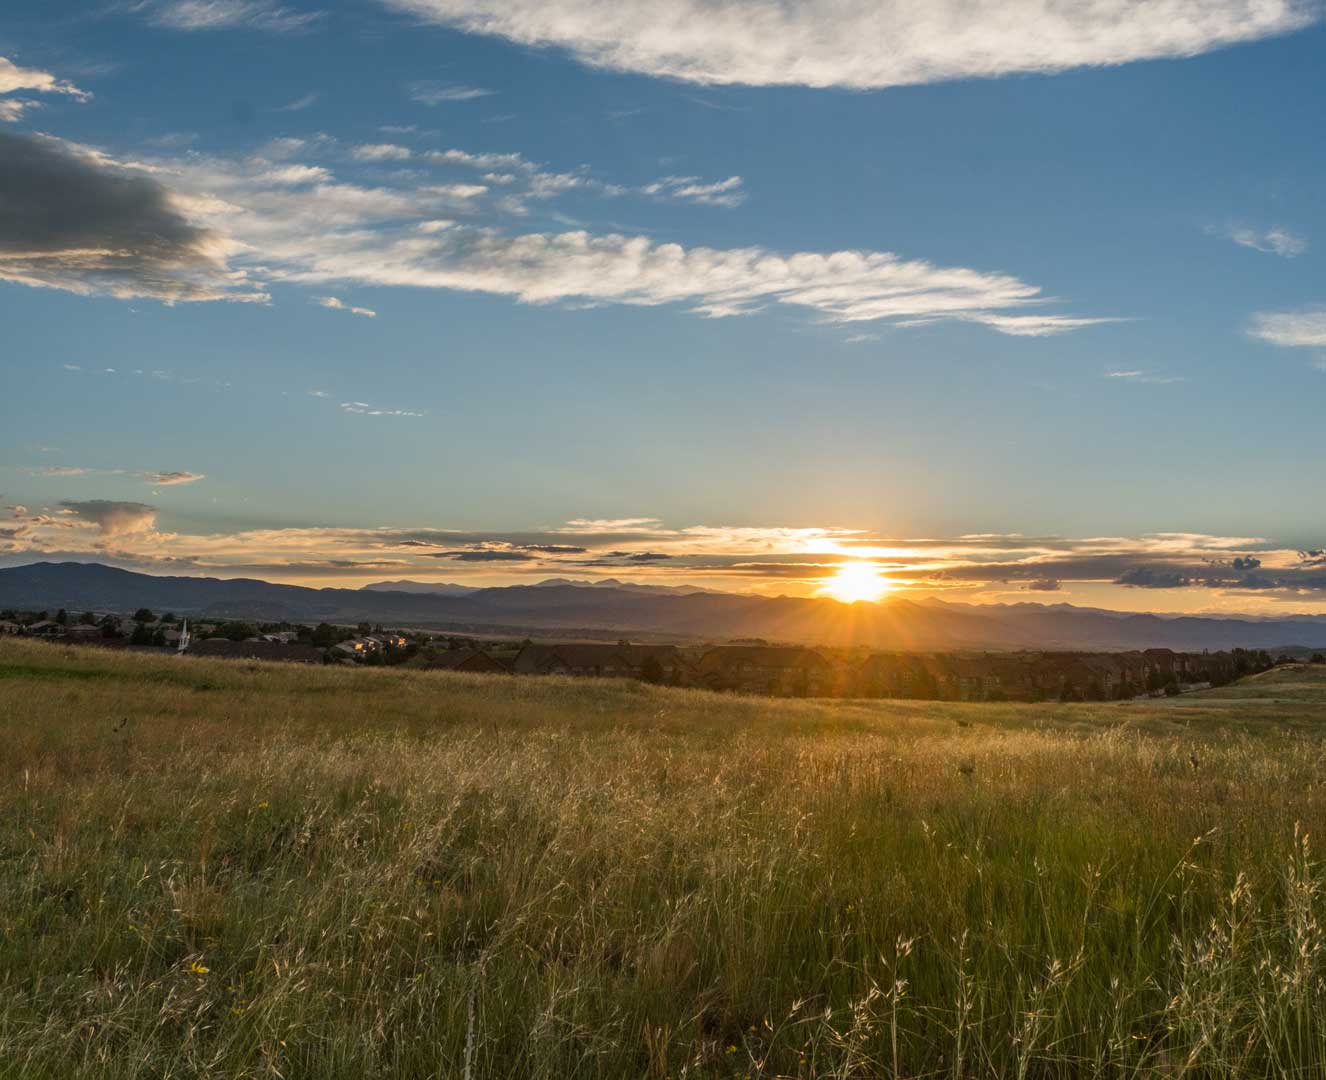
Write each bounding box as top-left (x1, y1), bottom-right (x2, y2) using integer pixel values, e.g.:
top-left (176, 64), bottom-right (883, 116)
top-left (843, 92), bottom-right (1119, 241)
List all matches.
top-left (1301, 550), bottom-right (1326, 567)
top-left (624, 551), bottom-right (672, 562)
top-left (1022, 578), bottom-right (1062, 591)
top-left (0, 132), bottom-right (260, 303)
top-left (58, 500), bottom-right (157, 538)
top-left (428, 550), bottom-right (536, 562)
top-left (1231, 557), bottom-right (1262, 571)
top-left (1114, 566), bottom-right (1193, 589)
top-left (516, 544), bottom-right (587, 554)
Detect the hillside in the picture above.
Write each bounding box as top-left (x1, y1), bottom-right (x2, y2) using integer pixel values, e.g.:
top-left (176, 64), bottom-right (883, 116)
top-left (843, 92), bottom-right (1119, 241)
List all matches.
top-left (4, 638), bottom-right (1326, 1077)
top-left (4, 560), bottom-right (1326, 651)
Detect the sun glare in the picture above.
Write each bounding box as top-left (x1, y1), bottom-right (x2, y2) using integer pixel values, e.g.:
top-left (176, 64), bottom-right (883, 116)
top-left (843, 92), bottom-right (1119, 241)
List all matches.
top-left (822, 561), bottom-right (892, 604)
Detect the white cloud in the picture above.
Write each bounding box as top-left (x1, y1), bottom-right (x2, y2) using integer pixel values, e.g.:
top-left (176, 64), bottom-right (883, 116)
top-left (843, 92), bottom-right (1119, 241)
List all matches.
top-left (0, 99), bottom-right (37, 123)
top-left (0, 57), bottom-right (90, 100)
top-left (1249, 310), bottom-right (1326, 347)
top-left (315, 295), bottom-right (377, 317)
top-left (0, 57), bottom-right (90, 123)
top-left (263, 224), bottom-right (1113, 335)
top-left (1219, 224), bottom-right (1307, 257)
top-left (21, 137), bottom-right (1111, 336)
top-left (379, 0), bottom-right (1316, 89)
top-left (351, 142), bottom-right (412, 161)
top-left (641, 174), bottom-right (746, 207)
top-left (139, 0), bottom-right (322, 32)
top-left (409, 82), bottom-right (496, 104)
top-left (425, 148), bottom-right (531, 170)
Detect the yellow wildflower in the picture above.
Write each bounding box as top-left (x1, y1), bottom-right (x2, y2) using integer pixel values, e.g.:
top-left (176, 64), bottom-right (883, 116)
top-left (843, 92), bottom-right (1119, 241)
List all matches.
top-left (190, 960), bottom-right (210, 976)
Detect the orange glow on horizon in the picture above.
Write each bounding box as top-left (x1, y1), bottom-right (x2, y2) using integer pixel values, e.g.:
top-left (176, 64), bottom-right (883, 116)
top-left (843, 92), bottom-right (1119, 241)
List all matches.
top-left (821, 561), bottom-right (892, 604)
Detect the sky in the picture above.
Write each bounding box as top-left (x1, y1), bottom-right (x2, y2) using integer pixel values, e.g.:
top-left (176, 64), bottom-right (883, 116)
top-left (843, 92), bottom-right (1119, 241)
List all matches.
top-left (1, 0), bottom-right (1325, 614)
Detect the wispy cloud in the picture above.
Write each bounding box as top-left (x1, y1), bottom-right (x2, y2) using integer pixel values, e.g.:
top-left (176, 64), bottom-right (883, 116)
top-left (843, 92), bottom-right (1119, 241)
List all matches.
top-left (30, 466), bottom-right (91, 478)
top-left (1104, 369), bottom-right (1185, 385)
top-left (136, 0), bottom-right (322, 33)
top-left (315, 295), bottom-right (377, 317)
top-left (141, 470), bottom-right (206, 486)
top-left (379, 0), bottom-right (1316, 89)
top-left (338, 401), bottom-right (423, 416)
top-left (1249, 310), bottom-right (1326, 347)
top-left (271, 91), bottom-right (319, 111)
top-left (1214, 223), bottom-right (1307, 257)
top-left (640, 174), bottom-right (746, 208)
top-left (23, 465), bottom-right (206, 486)
top-left (408, 81), bottom-right (496, 104)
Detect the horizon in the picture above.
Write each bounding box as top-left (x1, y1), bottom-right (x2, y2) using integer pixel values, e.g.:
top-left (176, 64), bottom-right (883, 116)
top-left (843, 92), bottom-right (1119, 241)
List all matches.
top-left (7, 558), bottom-right (1326, 625)
top-left (3, 1), bottom-right (1326, 617)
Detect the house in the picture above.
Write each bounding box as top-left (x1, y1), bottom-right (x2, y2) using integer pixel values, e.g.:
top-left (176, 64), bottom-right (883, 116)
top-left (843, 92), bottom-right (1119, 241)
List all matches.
top-left (696, 646), bottom-right (834, 696)
top-left (0, 620), bottom-right (23, 635)
top-left (187, 639), bottom-right (324, 664)
top-left (330, 637), bottom-right (383, 659)
top-left (61, 624), bottom-right (101, 640)
top-left (26, 621), bottom-right (63, 637)
top-left (422, 649), bottom-right (511, 674)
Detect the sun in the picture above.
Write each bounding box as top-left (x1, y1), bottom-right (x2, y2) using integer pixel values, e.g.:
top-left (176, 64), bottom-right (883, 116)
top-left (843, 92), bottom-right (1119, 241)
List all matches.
top-left (822, 561), bottom-right (892, 604)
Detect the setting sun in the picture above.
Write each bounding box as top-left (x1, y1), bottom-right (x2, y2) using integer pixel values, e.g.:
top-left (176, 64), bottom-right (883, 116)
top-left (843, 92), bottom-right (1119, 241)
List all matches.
top-left (822, 561), bottom-right (892, 604)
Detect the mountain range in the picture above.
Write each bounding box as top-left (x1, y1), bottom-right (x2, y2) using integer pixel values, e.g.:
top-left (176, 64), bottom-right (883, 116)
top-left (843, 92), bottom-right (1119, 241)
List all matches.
top-left (3, 561), bottom-right (1326, 652)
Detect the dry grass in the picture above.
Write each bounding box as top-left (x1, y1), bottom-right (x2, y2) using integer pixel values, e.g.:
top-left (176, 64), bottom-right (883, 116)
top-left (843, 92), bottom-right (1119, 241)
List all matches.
top-left (4, 639), bottom-right (1326, 1078)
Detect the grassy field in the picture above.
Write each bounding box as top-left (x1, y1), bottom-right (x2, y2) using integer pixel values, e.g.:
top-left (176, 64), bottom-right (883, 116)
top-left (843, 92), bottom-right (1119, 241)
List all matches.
top-left (5, 640), bottom-right (1326, 1078)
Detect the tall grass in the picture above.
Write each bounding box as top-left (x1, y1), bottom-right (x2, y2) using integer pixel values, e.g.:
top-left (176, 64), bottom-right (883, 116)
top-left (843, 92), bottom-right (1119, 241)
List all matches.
top-left (4, 639), bottom-right (1326, 1077)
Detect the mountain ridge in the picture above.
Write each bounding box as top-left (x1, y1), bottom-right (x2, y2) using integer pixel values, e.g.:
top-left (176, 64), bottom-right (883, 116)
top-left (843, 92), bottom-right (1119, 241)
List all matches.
top-left (3, 561), bottom-right (1325, 651)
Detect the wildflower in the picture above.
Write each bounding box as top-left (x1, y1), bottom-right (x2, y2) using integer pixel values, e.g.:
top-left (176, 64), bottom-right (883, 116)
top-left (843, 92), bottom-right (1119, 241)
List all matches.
top-left (190, 960), bottom-right (210, 976)
top-left (726, 1045), bottom-right (737, 1055)
top-left (231, 1006), bottom-right (245, 1016)
top-left (257, 801), bottom-right (269, 810)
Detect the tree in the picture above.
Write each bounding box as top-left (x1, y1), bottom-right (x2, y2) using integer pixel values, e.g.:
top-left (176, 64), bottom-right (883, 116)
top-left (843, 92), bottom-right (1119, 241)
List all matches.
top-left (78, 611), bottom-right (98, 625)
top-left (129, 623), bottom-right (153, 645)
top-left (312, 623), bottom-right (342, 648)
top-left (640, 656), bottom-right (665, 684)
top-left (216, 621), bottom-right (259, 642)
top-left (1313, 653), bottom-right (1325, 665)
top-left (55, 608), bottom-right (68, 626)
top-left (133, 608), bottom-right (154, 624)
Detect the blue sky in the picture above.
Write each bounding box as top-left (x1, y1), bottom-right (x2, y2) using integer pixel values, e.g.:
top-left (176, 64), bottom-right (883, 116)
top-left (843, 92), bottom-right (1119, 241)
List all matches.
top-left (2, 0), bottom-right (1325, 611)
